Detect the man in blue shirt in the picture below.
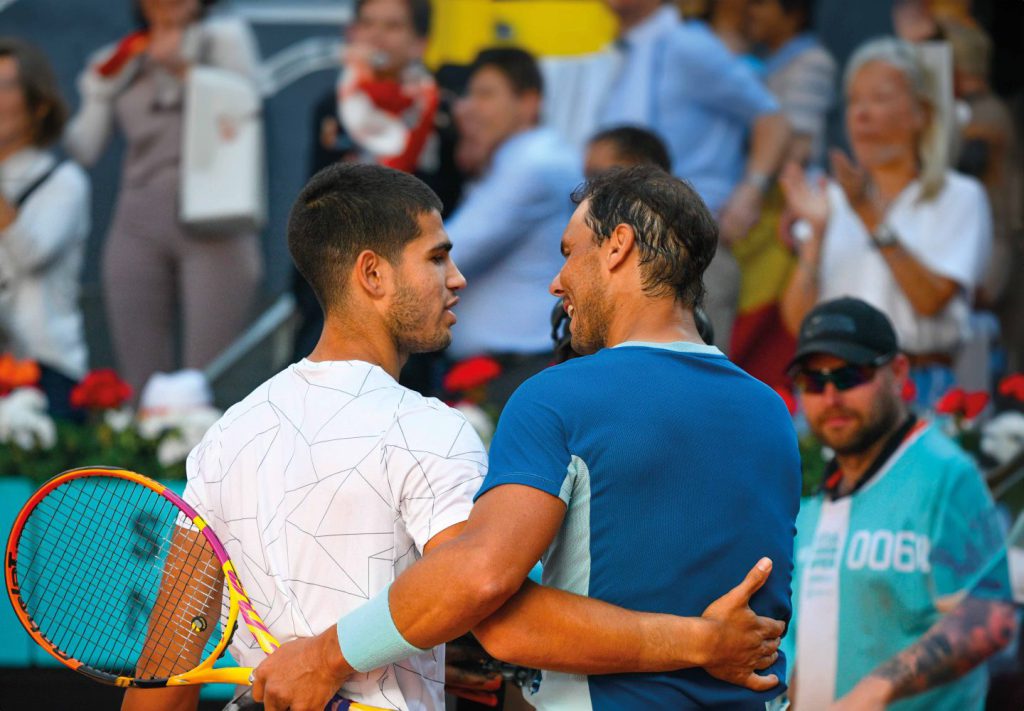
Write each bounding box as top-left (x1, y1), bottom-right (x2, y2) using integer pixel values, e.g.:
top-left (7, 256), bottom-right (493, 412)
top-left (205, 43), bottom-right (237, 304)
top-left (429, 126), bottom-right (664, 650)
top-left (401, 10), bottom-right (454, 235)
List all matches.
top-left (253, 165), bottom-right (800, 711)
top-left (597, 0), bottom-right (791, 353)
top-left (446, 47), bottom-right (580, 404)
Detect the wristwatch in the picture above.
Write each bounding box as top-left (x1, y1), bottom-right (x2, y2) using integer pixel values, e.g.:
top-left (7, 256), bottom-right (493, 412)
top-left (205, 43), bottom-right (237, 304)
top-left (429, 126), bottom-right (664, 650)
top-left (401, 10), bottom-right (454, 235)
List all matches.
top-left (870, 223), bottom-right (900, 249)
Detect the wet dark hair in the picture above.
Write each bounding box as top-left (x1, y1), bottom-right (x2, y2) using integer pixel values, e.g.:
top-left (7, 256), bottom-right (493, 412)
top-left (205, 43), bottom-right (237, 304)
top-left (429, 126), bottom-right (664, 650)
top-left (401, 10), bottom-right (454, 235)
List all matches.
top-left (0, 38), bottom-right (68, 147)
top-left (288, 163), bottom-right (443, 313)
top-left (571, 165), bottom-right (718, 308)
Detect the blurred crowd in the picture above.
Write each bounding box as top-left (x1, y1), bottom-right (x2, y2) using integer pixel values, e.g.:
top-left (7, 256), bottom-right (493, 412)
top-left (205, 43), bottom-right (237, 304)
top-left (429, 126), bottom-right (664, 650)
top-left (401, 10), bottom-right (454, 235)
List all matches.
top-left (1, 0), bottom-right (1021, 417)
top-left (2, 0), bottom-right (1023, 708)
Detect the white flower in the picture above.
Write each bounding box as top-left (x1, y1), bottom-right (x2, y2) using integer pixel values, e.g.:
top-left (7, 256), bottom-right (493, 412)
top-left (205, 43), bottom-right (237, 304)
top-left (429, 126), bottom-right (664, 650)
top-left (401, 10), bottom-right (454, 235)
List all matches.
top-left (104, 407), bottom-right (135, 433)
top-left (980, 412), bottom-right (1024, 466)
top-left (0, 388), bottom-right (56, 450)
top-left (150, 406), bottom-right (222, 466)
top-left (453, 401), bottom-right (494, 446)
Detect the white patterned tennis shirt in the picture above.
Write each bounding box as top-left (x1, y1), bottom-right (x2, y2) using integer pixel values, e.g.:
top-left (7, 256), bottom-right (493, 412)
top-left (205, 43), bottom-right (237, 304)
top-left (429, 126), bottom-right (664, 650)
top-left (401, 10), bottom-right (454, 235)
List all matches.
top-left (183, 359), bottom-right (487, 711)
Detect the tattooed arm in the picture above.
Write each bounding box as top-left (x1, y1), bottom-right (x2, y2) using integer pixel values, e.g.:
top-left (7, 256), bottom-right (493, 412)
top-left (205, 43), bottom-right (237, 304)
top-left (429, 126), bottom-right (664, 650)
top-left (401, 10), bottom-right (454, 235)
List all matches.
top-left (828, 596), bottom-right (1017, 710)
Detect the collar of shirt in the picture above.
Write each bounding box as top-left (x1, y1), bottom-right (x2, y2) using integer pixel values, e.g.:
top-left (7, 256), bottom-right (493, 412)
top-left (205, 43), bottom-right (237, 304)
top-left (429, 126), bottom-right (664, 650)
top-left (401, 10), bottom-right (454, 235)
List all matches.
top-left (822, 414), bottom-right (922, 500)
top-left (0, 146), bottom-right (54, 203)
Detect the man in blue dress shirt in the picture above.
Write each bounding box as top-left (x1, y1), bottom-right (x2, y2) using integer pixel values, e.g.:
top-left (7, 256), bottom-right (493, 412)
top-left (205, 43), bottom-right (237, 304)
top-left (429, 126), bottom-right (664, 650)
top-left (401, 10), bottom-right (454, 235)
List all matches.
top-left (598, 0), bottom-right (792, 351)
top-left (445, 47), bottom-right (581, 404)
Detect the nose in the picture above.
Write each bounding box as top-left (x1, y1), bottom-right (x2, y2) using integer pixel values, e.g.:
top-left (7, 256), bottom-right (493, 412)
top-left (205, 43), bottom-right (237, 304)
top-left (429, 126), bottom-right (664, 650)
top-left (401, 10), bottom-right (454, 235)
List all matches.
top-left (448, 259), bottom-right (467, 292)
top-left (822, 382), bottom-right (843, 405)
top-left (549, 271), bottom-right (564, 297)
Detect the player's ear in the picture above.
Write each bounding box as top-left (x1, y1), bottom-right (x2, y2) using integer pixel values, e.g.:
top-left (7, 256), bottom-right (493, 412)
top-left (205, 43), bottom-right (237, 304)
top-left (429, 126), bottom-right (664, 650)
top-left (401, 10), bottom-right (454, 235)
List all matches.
top-left (605, 222), bottom-right (636, 272)
top-left (353, 249), bottom-right (393, 299)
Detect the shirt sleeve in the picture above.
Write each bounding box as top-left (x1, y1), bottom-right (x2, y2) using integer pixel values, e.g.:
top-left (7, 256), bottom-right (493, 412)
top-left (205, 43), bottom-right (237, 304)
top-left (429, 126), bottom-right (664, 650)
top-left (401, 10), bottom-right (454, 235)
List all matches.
top-left (904, 176), bottom-right (993, 291)
top-left (474, 374), bottom-right (572, 502)
top-left (182, 424), bottom-right (223, 524)
top-left (0, 163), bottom-right (90, 280)
top-left (384, 403), bottom-right (487, 553)
top-left (669, 25), bottom-right (778, 124)
top-left (930, 458), bottom-right (1012, 602)
top-left (776, 49), bottom-right (835, 138)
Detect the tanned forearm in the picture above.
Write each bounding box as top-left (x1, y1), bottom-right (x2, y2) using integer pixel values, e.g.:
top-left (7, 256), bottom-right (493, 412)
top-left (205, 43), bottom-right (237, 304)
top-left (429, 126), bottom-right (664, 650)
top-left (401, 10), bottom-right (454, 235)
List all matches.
top-left (876, 244), bottom-right (960, 317)
top-left (854, 597), bottom-right (1017, 704)
top-left (747, 112), bottom-right (792, 179)
top-left (473, 580), bottom-right (714, 673)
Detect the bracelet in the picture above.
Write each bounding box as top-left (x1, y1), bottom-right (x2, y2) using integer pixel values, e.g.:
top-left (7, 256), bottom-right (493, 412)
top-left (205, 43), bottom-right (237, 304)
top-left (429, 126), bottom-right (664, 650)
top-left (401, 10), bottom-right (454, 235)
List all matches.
top-left (336, 583), bottom-right (426, 672)
top-left (744, 171), bottom-right (772, 193)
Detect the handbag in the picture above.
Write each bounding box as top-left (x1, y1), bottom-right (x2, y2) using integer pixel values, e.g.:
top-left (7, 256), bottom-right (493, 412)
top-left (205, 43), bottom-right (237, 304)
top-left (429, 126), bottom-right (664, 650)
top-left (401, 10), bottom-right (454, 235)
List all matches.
top-left (180, 64), bottom-right (266, 234)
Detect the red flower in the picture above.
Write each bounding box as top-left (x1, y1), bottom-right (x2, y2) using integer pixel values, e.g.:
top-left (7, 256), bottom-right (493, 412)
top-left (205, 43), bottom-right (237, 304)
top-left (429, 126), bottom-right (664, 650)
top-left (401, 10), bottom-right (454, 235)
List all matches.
top-left (901, 378), bottom-right (917, 403)
top-left (444, 356), bottom-right (502, 393)
top-left (962, 391), bottom-right (990, 420)
top-left (0, 353), bottom-right (41, 396)
top-left (935, 387), bottom-right (966, 416)
top-left (998, 373), bottom-right (1024, 402)
top-left (70, 369), bottom-right (133, 410)
top-left (934, 387), bottom-right (989, 419)
top-left (774, 387), bottom-right (798, 417)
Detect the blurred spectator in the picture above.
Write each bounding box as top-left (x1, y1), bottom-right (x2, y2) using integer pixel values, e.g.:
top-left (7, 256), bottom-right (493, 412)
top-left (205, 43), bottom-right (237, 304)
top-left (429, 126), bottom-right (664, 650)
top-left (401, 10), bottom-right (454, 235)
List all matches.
top-left (745, 0), bottom-right (835, 169)
top-left (689, 0), bottom-right (752, 55)
top-left (942, 18), bottom-right (1024, 370)
top-left (597, 0), bottom-right (791, 352)
top-left (294, 0), bottom-right (464, 398)
top-left (892, 0), bottom-right (946, 43)
top-left (64, 0), bottom-right (263, 395)
top-left (446, 47), bottom-right (578, 407)
top-left (728, 0), bottom-right (835, 389)
top-left (780, 38), bottom-right (992, 406)
top-left (0, 38), bottom-right (90, 419)
top-left (583, 124), bottom-right (671, 178)
top-left (786, 297), bottom-right (1015, 710)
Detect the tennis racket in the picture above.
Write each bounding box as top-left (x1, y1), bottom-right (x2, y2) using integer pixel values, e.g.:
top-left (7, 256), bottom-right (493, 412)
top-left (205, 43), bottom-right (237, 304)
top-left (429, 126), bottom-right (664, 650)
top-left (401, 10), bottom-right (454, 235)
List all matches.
top-left (4, 466), bottom-right (388, 710)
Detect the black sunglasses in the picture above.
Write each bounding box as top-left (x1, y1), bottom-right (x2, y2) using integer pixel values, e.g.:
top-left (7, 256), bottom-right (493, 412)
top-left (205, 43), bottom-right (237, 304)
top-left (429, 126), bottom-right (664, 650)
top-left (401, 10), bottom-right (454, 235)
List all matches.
top-left (791, 361), bottom-right (886, 394)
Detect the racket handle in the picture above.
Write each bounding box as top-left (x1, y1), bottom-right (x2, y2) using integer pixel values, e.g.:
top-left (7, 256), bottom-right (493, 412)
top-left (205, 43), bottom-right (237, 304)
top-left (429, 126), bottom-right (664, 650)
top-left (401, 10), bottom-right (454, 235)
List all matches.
top-left (167, 666), bottom-right (255, 686)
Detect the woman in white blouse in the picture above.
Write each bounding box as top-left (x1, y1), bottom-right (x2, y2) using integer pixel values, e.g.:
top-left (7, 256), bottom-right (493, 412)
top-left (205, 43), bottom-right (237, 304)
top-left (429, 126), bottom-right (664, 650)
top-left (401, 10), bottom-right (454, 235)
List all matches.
top-left (65, 0), bottom-right (263, 395)
top-left (0, 38), bottom-right (90, 417)
top-left (780, 37), bottom-right (992, 405)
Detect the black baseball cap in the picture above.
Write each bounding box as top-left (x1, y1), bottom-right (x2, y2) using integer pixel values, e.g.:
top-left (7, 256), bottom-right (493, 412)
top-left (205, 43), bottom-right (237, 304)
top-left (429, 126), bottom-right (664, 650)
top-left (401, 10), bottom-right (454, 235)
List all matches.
top-left (788, 298), bottom-right (899, 370)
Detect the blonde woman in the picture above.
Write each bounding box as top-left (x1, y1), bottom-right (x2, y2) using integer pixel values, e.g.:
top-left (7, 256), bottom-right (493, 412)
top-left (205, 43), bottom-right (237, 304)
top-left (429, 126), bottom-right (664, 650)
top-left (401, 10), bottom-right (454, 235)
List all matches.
top-left (65, 0), bottom-right (263, 394)
top-left (780, 37), bottom-right (992, 405)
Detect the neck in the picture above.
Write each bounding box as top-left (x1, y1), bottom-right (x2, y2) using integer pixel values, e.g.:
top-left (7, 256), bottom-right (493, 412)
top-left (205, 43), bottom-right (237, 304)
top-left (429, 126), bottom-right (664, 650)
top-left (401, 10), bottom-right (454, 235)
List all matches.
top-left (0, 136), bottom-right (32, 165)
top-left (834, 413), bottom-right (907, 494)
top-left (307, 313), bottom-right (406, 380)
top-left (869, 157), bottom-right (918, 201)
top-left (617, 2), bottom-right (663, 34)
top-left (606, 296), bottom-right (704, 347)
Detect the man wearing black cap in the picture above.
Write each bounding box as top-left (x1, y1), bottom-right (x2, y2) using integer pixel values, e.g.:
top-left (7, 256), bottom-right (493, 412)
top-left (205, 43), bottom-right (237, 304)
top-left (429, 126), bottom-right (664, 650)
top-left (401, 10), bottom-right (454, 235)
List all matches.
top-left (785, 297), bottom-right (1015, 711)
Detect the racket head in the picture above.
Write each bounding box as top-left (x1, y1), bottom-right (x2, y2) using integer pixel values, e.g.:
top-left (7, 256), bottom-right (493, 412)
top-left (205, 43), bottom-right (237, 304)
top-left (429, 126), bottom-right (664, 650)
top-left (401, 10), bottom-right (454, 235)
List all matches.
top-left (4, 466), bottom-right (273, 688)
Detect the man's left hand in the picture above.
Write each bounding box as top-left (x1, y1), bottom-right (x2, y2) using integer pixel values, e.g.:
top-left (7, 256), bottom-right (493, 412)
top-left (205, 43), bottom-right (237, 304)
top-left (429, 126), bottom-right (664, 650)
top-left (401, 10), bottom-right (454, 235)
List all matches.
top-left (251, 627), bottom-right (353, 711)
top-left (719, 182), bottom-right (764, 246)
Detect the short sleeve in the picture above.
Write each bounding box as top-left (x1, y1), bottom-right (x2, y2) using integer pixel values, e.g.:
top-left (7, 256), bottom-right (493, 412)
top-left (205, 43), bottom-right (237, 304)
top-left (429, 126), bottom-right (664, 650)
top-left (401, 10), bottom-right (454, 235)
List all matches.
top-left (183, 426), bottom-right (222, 523)
top-left (776, 49), bottom-right (835, 137)
top-left (902, 176), bottom-right (993, 291)
top-left (930, 460), bottom-right (1011, 601)
top-left (474, 375), bottom-right (572, 502)
top-left (384, 404), bottom-right (486, 553)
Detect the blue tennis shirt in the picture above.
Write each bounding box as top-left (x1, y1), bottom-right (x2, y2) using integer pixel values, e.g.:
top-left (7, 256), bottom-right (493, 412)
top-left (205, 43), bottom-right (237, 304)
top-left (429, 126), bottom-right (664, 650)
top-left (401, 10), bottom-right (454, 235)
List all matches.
top-left (475, 342), bottom-right (801, 710)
